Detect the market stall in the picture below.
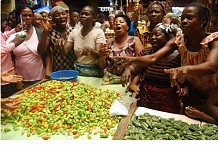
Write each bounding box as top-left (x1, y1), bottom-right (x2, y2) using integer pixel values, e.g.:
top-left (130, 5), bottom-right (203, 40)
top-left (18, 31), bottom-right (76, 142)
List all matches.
top-left (1, 76), bottom-right (130, 140)
top-left (1, 76), bottom-right (217, 140)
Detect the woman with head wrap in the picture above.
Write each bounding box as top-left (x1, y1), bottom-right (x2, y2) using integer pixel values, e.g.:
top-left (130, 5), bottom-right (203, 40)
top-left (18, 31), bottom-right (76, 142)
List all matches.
top-left (37, 6), bottom-right (75, 78)
top-left (121, 23), bottom-right (181, 113)
top-left (139, 1), bottom-right (171, 55)
top-left (163, 12), bottom-right (181, 32)
top-left (111, 3), bottom-right (218, 124)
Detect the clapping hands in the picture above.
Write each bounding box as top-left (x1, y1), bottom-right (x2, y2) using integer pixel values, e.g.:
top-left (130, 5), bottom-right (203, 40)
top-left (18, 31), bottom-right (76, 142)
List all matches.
top-left (79, 46), bottom-right (93, 56)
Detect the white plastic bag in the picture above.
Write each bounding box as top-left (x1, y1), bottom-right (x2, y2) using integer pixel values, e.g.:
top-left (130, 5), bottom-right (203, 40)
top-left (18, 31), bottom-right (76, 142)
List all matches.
top-left (109, 95), bottom-right (138, 116)
top-left (6, 30), bottom-right (27, 44)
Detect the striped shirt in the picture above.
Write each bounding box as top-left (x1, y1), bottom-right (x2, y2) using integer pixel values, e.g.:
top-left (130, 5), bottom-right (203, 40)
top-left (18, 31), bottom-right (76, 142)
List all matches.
top-left (143, 50), bottom-right (181, 88)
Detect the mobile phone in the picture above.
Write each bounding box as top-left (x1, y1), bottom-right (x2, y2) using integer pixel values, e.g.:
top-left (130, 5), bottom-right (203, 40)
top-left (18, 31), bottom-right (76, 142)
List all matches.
top-left (20, 14), bottom-right (22, 23)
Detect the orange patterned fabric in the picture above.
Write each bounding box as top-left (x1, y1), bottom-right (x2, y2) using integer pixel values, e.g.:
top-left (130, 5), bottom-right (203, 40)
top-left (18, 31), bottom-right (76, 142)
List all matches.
top-left (176, 32), bottom-right (218, 92)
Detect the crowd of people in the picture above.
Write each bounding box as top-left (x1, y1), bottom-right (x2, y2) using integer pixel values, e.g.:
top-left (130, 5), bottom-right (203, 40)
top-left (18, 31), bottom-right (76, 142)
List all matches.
top-left (1, 1), bottom-right (218, 125)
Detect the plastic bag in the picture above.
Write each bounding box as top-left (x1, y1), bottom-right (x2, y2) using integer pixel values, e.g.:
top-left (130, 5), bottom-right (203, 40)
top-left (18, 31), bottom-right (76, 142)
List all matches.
top-left (109, 95), bottom-right (138, 116)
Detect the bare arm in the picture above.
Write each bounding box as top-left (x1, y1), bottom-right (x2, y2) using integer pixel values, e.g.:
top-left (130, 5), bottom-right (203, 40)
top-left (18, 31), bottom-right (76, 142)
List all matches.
top-left (37, 30), bottom-right (50, 55)
top-left (101, 22), bottom-right (109, 32)
top-left (44, 50), bottom-right (52, 78)
top-left (121, 36), bottom-right (145, 87)
top-left (37, 19), bottom-right (52, 55)
top-left (133, 11), bottom-right (138, 27)
top-left (165, 38), bottom-right (218, 86)
top-left (185, 39), bottom-right (218, 76)
top-left (98, 43), bottom-right (109, 69)
top-left (63, 41), bottom-right (74, 54)
top-left (133, 37), bottom-right (177, 66)
top-left (111, 37), bottom-right (176, 70)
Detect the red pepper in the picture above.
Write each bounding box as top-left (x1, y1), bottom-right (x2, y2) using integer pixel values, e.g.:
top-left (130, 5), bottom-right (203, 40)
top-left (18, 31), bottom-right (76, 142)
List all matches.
top-left (43, 136), bottom-right (49, 140)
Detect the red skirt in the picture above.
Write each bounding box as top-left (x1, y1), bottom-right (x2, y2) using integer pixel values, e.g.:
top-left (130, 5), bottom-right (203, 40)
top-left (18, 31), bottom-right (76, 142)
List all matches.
top-left (137, 81), bottom-right (181, 114)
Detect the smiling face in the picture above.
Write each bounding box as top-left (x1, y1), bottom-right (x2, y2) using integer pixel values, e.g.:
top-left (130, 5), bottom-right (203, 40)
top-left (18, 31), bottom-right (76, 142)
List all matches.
top-left (147, 4), bottom-right (164, 26)
top-left (114, 17), bottom-right (129, 36)
top-left (80, 6), bottom-right (96, 27)
top-left (33, 12), bottom-right (43, 28)
top-left (52, 9), bottom-right (67, 27)
top-left (20, 7), bottom-right (34, 27)
top-left (181, 6), bottom-right (202, 35)
top-left (150, 27), bottom-right (168, 52)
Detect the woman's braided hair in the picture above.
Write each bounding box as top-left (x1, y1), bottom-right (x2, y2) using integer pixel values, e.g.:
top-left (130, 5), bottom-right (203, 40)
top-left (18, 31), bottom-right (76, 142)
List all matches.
top-left (155, 22), bottom-right (178, 39)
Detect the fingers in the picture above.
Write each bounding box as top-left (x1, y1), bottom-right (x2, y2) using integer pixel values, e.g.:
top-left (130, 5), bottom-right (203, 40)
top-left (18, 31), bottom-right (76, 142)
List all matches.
top-left (79, 47), bottom-right (92, 56)
top-left (10, 75), bottom-right (23, 83)
top-left (117, 62), bottom-right (130, 70)
top-left (1, 98), bottom-right (12, 104)
top-left (6, 67), bottom-right (15, 74)
top-left (12, 101), bottom-right (21, 106)
top-left (164, 69), bottom-right (170, 73)
top-left (164, 68), bottom-right (185, 87)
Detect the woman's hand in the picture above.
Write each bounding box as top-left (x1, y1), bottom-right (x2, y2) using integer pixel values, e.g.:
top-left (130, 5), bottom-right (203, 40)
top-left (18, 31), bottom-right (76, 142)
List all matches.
top-left (98, 46), bottom-right (110, 58)
top-left (121, 67), bottom-right (132, 87)
top-left (79, 46), bottom-right (93, 56)
top-left (1, 98), bottom-right (21, 109)
top-left (56, 38), bottom-right (65, 50)
top-left (164, 66), bottom-right (189, 87)
top-left (1, 67), bottom-right (23, 83)
top-left (45, 67), bottom-right (52, 79)
top-left (42, 18), bottom-right (53, 31)
top-left (177, 86), bottom-right (189, 97)
top-left (126, 83), bottom-right (140, 94)
top-left (15, 22), bottom-right (26, 32)
top-left (11, 34), bottom-right (26, 47)
top-left (110, 56), bottom-right (135, 70)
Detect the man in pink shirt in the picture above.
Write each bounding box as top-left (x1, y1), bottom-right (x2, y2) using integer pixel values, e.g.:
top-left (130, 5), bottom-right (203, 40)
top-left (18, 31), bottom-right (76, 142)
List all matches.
top-left (1, 24), bottom-right (25, 98)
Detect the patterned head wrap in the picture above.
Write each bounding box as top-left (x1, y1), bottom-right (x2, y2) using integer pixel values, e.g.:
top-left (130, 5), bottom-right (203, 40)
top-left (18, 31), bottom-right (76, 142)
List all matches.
top-left (49, 6), bottom-right (65, 18)
top-left (147, 1), bottom-right (172, 16)
top-left (155, 23), bottom-right (178, 38)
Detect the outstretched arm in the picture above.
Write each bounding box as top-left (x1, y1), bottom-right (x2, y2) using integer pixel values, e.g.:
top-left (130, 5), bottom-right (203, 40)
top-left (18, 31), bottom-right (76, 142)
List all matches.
top-left (164, 38), bottom-right (218, 87)
top-left (111, 37), bottom-right (176, 70)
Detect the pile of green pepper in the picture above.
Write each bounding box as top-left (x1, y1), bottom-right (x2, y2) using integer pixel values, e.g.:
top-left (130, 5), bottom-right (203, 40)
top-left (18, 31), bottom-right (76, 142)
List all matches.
top-left (124, 113), bottom-right (218, 140)
top-left (1, 80), bottom-right (122, 140)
